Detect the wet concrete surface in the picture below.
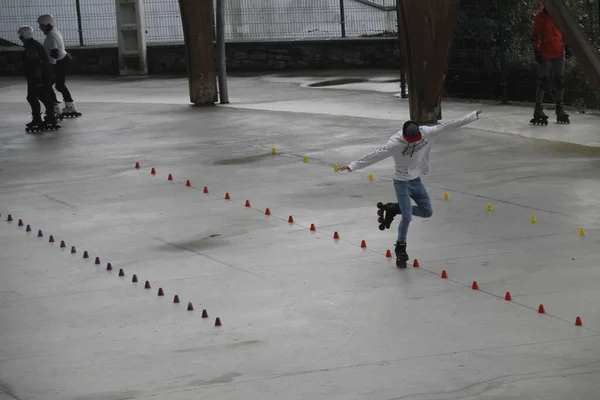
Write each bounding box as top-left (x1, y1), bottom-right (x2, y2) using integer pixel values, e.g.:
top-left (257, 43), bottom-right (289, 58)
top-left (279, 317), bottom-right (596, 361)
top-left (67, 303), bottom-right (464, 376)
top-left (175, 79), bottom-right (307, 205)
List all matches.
top-left (1, 71), bottom-right (600, 399)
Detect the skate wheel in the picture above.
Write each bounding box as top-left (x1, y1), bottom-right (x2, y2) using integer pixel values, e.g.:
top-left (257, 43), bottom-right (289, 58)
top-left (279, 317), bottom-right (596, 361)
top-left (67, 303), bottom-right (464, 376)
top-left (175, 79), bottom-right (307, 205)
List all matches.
top-left (378, 217), bottom-right (384, 223)
top-left (378, 224), bottom-right (385, 231)
top-left (376, 202), bottom-right (384, 209)
top-left (377, 209), bottom-right (384, 217)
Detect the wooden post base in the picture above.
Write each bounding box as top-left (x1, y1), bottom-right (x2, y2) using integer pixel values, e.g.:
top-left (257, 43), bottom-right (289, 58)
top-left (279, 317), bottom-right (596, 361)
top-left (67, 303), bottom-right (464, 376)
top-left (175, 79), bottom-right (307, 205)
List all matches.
top-left (397, 0), bottom-right (461, 124)
top-left (178, 0), bottom-right (218, 105)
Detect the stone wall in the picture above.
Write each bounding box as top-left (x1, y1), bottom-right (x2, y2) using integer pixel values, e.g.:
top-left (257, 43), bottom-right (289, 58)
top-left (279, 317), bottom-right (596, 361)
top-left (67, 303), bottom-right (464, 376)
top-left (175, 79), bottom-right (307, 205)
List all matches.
top-left (0, 38), bottom-right (401, 76)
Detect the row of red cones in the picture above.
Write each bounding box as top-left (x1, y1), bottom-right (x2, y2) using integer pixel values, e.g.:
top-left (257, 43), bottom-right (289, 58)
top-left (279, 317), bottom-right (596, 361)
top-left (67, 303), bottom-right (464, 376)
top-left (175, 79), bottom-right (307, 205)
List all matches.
top-left (4, 213), bottom-right (222, 327)
top-left (131, 165), bottom-right (586, 328)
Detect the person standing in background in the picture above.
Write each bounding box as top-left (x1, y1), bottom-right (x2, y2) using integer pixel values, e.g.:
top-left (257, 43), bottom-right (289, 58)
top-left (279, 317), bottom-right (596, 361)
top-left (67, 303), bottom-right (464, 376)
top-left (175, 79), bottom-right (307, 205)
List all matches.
top-left (37, 14), bottom-right (82, 118)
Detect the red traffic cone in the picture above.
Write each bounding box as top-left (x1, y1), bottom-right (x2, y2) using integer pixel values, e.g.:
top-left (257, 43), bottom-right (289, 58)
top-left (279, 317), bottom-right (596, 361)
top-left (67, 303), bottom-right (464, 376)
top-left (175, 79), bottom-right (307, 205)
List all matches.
top-left (151, 167), bottom-right (156, 175)
top-left (265, 208), bottom-right (271, 215)
top-left (119, 268), bottom-right (124, 276)
top-left (245, 200), bottom-right (251, 207)
top-left (202, 309), bottom-right (208, 318)
top-left (94, 257), bottom-right (100, 265)
top-left (18, 219), bottom-right (23, 227)
top-left (413, 258), bottom-right (420, 267)
top-left (310, 223), bottom-right (316, 231)
top-left (203, 186), bottom-right (209, 193)
top-left (225, 192), bottom-right (231, 200)
top-left (71, 246), bottom-right (76, 254)
top-left (26, 225), bottom-right (31, 232)
top-left (173, 294), bottom-right (180, 303)
top-left (385, 249), bottom-right (392, 258)
top-left (575, 316), bottom-right (583, 326)
top-left (157, 288), bottom-right (164, 296)
top-left (333, 231), bottom-right (340, 239)
top-left (83, 251), bottom-right (89, 259)
top-left (504, 291), bottom-right (512, 301)
top-left (186, 180), bottom-right (191, 187)
top-left (135, 162), bottom-right (141, 169)
top-left (215, 317), bottom-right (222, 326)
top-left (144, 280), bottom-right (151, 289)
top-left (37, 230), bottom-right (43, 237)
top-left (441, 270), bottom-right (448, 279)
top-left (472, 281), bottom-right (479, 290)
top-left (187, 302), bottom-right (194, 311)
top-left (168, 174), bottom-right (173, 181)
top-left (7, 214), bottom-right (12, 222)
top-left (288, 215), bottom-right (294, 223)
top-left (60, 240), bottom-right (66, 248)
top-left (360, 240), bottom-right (367, 248)
top-left (49, 235), bottom-right (54, 243)
top-left (538, 304), bottom-right (545, 313)
top-left (132, 274), bottom-right (138, 283)
top-left (106, 263), bottom-right (113, 271)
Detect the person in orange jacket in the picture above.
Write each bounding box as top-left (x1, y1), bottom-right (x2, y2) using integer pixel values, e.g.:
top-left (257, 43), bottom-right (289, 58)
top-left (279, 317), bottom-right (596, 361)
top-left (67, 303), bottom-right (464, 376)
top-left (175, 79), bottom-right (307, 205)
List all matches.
top-left (531, 2), bottom-right (572, 124)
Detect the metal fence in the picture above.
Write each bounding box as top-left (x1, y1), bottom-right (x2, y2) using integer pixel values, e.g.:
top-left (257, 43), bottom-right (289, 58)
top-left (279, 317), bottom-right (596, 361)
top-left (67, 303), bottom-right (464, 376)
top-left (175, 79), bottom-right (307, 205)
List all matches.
top-left (2, 0), bottom-right (600, 108)
top-left (0, 0), bottom-right (396, 46)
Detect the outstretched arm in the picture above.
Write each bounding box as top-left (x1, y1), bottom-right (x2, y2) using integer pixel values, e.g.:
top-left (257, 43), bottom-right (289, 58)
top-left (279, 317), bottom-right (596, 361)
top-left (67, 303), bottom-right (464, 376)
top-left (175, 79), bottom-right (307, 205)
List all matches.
top-left (425, 110), bottom-right (481, 140)
top-left (339, 139), bottom-right (398, 172)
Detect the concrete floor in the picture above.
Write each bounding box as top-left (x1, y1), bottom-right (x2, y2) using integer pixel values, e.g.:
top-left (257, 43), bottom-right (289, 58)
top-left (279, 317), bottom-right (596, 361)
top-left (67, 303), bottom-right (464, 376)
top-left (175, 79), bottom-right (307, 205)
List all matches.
top-left (1, 71), bottom-right (600, 400)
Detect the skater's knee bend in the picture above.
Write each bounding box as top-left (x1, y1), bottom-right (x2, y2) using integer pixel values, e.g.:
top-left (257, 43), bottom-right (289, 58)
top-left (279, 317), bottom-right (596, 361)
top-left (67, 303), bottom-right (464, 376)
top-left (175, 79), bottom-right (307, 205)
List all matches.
top-left (421, 206), bottom-right (433, 218)
top-left (555, 75), bottom-right (564, 90)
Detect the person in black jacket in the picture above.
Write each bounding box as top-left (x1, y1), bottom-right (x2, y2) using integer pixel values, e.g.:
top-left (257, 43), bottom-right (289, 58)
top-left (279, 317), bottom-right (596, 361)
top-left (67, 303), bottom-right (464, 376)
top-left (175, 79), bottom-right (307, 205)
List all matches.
top-left (18, 25), bottom-right (60, 132)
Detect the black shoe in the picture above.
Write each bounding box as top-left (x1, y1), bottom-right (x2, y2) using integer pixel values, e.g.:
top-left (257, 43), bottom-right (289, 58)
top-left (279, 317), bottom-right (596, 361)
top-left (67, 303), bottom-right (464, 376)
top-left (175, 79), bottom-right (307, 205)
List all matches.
top-left (395, 242), bottom-right (409, 268)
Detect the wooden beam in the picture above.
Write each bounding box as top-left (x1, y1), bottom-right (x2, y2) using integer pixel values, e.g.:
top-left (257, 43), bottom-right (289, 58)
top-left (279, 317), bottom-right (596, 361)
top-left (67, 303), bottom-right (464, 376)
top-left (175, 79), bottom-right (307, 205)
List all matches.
top-left (178, 0), bottom-right (218, 105)
top-left (397, 0), bottom-right (461, 124)
top-left (542, 0), bottom-right (600, 94)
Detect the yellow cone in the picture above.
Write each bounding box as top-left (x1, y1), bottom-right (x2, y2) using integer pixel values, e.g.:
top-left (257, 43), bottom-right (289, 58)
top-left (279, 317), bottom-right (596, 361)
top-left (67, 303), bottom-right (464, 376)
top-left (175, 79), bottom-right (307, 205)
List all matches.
top-left (531, 215), bottom-right (537, 223)
top-left (271, 147), bottom-right (277, 154)
top-left (334, 164), bottom-right (340, 172)
top-left (580, 227), bottom-right (586, 236)
top-left (444, 192), bottom-right (450, 200)
top-left (368, 173), bottom-right (374, 181)
top-left (487, 203), bottom-right (493, 211)
top-left (303, 156), bottom-right (308, 163)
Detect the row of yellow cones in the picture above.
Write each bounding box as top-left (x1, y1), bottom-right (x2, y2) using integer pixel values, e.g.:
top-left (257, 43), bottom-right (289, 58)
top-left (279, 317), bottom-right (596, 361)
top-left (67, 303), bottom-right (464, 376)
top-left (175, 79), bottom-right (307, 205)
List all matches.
top-left (271, 148), bottom-right (587, 237)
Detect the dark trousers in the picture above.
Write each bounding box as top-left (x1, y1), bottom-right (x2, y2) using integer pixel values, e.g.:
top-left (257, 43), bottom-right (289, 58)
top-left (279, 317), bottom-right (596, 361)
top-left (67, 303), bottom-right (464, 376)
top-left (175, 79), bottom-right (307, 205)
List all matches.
top-left (27, 82), bottom-right (55, 122)
top-left (51, 54), bottom-right (73, 104)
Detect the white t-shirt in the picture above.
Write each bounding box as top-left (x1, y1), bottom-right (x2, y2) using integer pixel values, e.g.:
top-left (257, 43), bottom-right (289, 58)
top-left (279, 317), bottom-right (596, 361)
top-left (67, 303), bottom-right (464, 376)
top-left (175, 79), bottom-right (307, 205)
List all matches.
top-left (43, 29), bottom-right (67, 64)
top-left (348, 111), bottom-right (479, 181)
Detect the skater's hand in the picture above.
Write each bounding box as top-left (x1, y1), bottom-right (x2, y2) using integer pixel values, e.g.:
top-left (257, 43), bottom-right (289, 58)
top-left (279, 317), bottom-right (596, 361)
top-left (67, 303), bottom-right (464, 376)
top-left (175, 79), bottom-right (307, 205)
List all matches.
top-left (476, 110), bottom-right (482, 117)
top-left (339, 165), bottom-right (353, 172)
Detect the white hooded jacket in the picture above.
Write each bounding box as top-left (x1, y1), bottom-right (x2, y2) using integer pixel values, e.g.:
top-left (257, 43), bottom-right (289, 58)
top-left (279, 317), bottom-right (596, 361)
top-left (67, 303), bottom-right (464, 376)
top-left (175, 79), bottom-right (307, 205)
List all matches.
top-left (348, 111), bottom-right (479, 181)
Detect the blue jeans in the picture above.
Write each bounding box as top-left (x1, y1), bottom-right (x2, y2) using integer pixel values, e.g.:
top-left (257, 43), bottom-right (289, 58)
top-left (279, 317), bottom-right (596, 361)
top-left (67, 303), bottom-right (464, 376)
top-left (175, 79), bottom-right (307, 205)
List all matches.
top-left (393, 177), bottom-right (433, 244)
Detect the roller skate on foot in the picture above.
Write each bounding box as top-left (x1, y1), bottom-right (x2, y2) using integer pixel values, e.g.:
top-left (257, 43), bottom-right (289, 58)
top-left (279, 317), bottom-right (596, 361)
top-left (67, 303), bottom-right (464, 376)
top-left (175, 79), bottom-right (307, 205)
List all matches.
top-left (556, 103), bottom-right (570, 124)
top-left (61, 101), bottom-right (82, 118)
top-left (25, 116), bottom-right (44, 133)
top-left (377, 202), bottom-right (400, 231)
top-left (395, 242), bottom-right (409, 269)
top-left (53, 103), bottom-right (64, 121)
top-left (41, 114), bottom-right (61, 131)
top-left (530, 105), bottom-right (548, 126)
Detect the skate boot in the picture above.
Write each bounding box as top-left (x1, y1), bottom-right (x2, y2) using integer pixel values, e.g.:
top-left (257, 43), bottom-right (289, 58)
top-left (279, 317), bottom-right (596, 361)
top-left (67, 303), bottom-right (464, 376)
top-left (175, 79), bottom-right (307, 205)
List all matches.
top-left (395, 242), bottom-right (409, 268)
top-left (42, 112), bottom-right (61, 131)
top-left (377, 202), bottom-right (400, 231)
top-left (25, 115), bottom-right (44, 133)
top-left (556, 102), bottom-right (570, 124)
top-left (61, 101), bottom-right (82, 118)
top-left (53, 103), bottom-right (64, 121)
top-left (530, 103), bottom-right (548, 125)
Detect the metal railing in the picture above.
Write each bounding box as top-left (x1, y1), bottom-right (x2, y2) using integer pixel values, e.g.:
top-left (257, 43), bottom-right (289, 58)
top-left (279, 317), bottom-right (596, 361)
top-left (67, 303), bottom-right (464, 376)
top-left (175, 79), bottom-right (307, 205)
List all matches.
top-left (0, 0), bottom-right (396, 46)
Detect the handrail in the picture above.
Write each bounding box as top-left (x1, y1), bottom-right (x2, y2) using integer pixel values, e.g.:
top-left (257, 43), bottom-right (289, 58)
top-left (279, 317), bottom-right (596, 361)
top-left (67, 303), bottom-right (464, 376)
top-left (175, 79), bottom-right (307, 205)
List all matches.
top-left (353, 0), bottom-right (396, 12)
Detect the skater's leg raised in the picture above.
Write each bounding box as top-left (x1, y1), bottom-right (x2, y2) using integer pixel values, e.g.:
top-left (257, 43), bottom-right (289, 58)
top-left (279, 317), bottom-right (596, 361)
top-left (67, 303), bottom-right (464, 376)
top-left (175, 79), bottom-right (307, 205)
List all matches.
top-left (409, 178), bottom-right (433, 218)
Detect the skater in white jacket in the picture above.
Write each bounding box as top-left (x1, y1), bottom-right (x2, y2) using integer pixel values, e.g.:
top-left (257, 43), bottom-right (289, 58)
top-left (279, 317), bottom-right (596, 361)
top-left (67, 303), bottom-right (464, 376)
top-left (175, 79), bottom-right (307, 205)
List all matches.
top-left (339, 109), bottom-right (482, 267)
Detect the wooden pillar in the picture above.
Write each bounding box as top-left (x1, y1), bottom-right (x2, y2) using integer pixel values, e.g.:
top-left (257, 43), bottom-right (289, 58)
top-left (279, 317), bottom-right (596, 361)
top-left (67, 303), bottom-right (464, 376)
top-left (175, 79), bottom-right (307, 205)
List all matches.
top-left (543, 0), bottom-right (600, 93)
top-left (397, 0), bottom-right (461, 124)
top-left (178, 0), bottom-right (218, 105)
